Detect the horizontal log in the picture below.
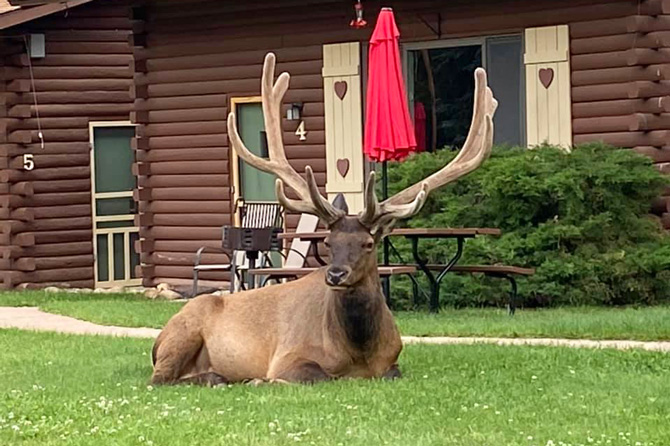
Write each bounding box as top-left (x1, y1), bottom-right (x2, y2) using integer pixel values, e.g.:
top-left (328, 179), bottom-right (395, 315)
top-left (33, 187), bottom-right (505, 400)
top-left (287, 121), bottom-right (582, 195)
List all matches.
top-left (0, 208), bottom-right (33, 222)
top-left (33, 204), bottom-right (91, 219)
top-left (133, 94), bottom-right (228, 111)
top-left (145, 75), bottom-right (321, 98)
top-left (32, 230), bottom-right (91, 244)
top-left (571, 65), bottom-right (666, 87)
top-left (573, 114), bottom-right (670, 134)
top-left (146, 134), bottom-right (226, 149)
top-left (135, 147), bottom-right (229, 163)
top-left (136, 60), bottom-right (320, 86)
top-left (134, 160), bottom-right (228, 175)
top-left (134, 187), bottom-right (229, 201)
top-left (571, 51), bottom-right (629, 71)
top-left (32, 179), bottom-right (91, 194)
top-left (21, 91), bottom-right (131, 104)
top-left (1, 166), bottom-right (90, 182)
top-left (30, 55), bottom-right (133, 68)
top-left (9, 154), bottom-right (89, 169)
top-left (135, 107), bottom-right (227, 124)
top-left (573, 130), bottom-right (670, 147)
top-left (146, 277), bottom-right (228, 289)
top-left (137, 239), bottom-right (223, 254)
top-left (572, 97), bottom-right (670, 118)
top-left (15, 255), bottom-right (95, 272)
top-left (15, 117), bottom-right (90, 130)
top-left (0, 143), bottom-right (89, 156)
top-left (629, 113), bottom-right (670, 131)
top-left (572, 83), bottom-right (631, 102)
top-left (33, 79), bottom-right (132, 92)
top-left (144, 251), bottom-right (230, 267)
top-left (570, 17), bottom-right (630, 39)
top-left (46, 41), bottom-right (132, 55)
top-left (627, 15), bottom-right (670, 33)
top-left (140, 264), bottom-right (226, 281)
top-left (141, 121), bottom-right (225, 137)
top-left (45, 29), bottom-right (130, 42)
top-left (628, 81), bottom-right (670, 99)
top-left (135, 213), bottom-right (228, 227)
top-left (2, 241), bottom-right (93, 258)
top-left (10, 129), bottom-right (89, 143)
top-left (633, 146), bottom-right (670, 163)
top-left (138, 200), bottom-right (231, 214)
top-left (140, 226), bottom-right (223, 240)
top-left (627, 48), bottom-right (670, 66)
top-left (6, 192), bottom-right (90, 208)
top-left (29, 104), bottom-right (133, 117)
top-left (137, 174), bottom-right (228, 188)
top-left (1, 217), bottom-right (91, 233)
top-left (571, 32), bottom-right (670, 55)
top-left (5, 267), bottom-right (93, 284)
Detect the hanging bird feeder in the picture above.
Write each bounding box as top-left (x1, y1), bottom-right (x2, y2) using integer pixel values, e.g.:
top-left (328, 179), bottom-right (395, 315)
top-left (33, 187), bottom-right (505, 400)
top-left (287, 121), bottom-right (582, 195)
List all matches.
top-left (350, 0), bottom-right (367, 28)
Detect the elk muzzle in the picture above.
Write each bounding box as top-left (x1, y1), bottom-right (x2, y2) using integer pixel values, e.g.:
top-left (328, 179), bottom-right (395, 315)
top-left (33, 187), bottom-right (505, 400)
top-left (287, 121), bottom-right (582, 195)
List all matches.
top-left (326, 266), bottom-right (352, 287)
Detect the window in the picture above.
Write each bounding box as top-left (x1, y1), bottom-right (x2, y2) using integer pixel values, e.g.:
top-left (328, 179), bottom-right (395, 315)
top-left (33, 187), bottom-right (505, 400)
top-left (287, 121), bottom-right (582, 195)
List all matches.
top-left (405, 35), bottom-right (524, 151)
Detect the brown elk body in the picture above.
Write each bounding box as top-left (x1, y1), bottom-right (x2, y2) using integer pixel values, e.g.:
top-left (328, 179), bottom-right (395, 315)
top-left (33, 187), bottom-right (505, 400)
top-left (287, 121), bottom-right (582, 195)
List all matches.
top-left (150, 53), bottom-right (497, 385)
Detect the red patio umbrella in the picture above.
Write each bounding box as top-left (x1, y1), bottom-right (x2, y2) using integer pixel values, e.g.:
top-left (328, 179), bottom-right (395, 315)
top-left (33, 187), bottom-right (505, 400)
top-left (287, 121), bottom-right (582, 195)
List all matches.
top-left (364, 7), bottom-right (417, 162)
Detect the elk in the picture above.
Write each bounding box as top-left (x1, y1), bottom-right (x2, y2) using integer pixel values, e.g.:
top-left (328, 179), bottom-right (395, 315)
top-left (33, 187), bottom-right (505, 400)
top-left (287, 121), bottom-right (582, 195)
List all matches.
top-left (150, 53), bottom-right (497, 386)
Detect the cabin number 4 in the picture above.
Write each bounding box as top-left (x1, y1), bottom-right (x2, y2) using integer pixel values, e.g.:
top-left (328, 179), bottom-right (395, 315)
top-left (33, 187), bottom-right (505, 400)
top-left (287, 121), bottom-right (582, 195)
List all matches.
top-left (295, 120), bottom-right (307, 141)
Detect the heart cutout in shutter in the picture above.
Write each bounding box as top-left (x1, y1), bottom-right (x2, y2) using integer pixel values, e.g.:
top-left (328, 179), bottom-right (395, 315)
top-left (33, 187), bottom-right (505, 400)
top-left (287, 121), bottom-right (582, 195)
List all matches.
top-left (334, 81), bottom-right (348, 100)
top-left (539, 68), bottom-right (554, 89)
top-left (336, 158), bottom-right (350, 178)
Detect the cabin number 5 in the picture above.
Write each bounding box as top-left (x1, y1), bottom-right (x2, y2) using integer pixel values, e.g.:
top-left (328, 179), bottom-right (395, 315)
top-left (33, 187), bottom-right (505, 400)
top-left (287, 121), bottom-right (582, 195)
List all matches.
top-left (295, 120), bottom-right (307, 141)
top-left (23, 154), bottom-right (35, 171)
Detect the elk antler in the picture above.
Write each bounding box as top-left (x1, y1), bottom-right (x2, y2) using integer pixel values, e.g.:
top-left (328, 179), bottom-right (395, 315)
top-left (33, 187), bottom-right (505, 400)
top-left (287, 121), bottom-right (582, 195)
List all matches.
top-left (359, 67), bottom-right (498, 235)
top-left (227, 53), bottom-right (345, 225)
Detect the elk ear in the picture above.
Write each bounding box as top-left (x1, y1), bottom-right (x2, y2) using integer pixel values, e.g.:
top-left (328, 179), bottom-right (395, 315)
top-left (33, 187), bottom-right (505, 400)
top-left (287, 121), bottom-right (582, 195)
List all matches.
top-left (332, 193), bottom-right (349, 214)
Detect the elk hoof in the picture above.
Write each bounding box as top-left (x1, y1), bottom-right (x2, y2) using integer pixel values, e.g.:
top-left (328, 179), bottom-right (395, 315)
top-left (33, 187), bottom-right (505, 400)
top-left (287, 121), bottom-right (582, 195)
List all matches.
top-left (383, 365), bottom-right (402, 380)
top-left (245, 378), bottom-right (267, 387)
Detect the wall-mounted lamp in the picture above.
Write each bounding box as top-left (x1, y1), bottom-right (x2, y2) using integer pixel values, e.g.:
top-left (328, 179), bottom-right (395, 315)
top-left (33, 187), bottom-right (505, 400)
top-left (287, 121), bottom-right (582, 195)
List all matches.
top-left (286, 102), bottom-right (303, 121)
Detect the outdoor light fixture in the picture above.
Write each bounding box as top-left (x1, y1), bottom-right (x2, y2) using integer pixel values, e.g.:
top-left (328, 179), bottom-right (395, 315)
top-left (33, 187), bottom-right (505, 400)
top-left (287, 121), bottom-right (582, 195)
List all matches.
top-left (350, 0), bottom-right (367, 28)
top-left (286, 102), bottom-right (303, 121)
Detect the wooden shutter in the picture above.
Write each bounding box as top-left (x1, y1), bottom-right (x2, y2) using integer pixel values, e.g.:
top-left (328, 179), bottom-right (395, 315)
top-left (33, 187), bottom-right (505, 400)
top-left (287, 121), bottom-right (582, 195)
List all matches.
top-left (524, 25), bottom-right (572, 148)
top-left (322, 42), bottom-right (364, 213)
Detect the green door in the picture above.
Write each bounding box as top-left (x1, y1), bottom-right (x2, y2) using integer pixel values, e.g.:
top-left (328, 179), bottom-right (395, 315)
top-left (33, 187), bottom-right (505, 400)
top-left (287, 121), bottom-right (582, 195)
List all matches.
top-left (91, 125), bottom-right (141, 287)
top-left (237, 103), bottom-right (277, 202)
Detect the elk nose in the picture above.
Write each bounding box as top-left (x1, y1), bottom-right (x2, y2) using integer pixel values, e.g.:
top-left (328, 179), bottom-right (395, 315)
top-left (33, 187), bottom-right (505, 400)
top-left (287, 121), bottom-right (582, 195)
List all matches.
top-left (326, 267), bottom-right (349, 286)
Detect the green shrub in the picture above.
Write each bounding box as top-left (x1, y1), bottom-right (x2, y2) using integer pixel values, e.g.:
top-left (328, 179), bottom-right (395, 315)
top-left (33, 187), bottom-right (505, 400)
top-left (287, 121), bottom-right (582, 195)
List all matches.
top-left (383, 143), bottom-right (670, 309)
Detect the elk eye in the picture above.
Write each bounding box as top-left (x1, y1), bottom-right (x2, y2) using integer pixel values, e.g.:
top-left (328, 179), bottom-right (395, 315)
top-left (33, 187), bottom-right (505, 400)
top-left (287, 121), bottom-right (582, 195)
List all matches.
top-left (364, 241), bottom-right (374, 250)
top-left (324, 240), bottom-right (331, 248)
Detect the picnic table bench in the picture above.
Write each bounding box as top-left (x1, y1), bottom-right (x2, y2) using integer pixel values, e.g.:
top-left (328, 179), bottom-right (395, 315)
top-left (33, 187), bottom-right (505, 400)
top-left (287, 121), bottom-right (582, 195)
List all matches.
top-left (250, 228), bottom-right (534, 314)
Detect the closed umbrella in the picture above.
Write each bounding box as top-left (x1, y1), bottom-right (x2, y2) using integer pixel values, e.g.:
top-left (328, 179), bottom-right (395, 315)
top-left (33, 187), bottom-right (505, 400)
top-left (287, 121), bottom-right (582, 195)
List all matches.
top-left (364, 7), bottom-right (417, 162)
top-left (363, 7), bottom-right (418, 302)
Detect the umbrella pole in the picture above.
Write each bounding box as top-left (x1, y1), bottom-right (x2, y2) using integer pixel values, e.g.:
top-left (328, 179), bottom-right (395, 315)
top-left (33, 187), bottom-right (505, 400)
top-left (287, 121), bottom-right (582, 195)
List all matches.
top-left (381, 161), bottom-right (391, 307)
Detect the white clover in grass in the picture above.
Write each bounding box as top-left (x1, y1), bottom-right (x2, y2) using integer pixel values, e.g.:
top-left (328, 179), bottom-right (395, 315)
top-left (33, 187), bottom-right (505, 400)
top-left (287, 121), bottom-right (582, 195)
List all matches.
top-left (532, 375), bottom-right (538, 380)
top-left (527, 436), bottom-right (533, 440)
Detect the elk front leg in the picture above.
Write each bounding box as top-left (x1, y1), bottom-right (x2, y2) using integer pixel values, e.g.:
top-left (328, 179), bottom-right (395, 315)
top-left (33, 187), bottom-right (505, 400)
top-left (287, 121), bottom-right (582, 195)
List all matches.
top-left (268, 360), bottom-right (332, 384)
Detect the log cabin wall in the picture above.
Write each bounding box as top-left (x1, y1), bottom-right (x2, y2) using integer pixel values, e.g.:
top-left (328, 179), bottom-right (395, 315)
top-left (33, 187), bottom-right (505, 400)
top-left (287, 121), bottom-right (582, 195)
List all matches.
top-left (0, 1), bottom-right (133, 289)
top-left (1, 0), bottom-right (668, 289)
top-left (569, 1), bottom-right (670, 227)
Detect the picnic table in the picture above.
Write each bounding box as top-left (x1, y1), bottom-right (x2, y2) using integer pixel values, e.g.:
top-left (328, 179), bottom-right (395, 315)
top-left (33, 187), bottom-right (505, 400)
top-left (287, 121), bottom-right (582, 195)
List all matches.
top-left (279, 227), bottom-right (507, 312)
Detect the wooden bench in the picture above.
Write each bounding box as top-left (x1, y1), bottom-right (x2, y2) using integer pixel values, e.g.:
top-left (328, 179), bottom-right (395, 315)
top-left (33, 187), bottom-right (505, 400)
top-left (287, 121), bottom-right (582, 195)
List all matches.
top-left (426, 264), bottom-right (535, 315)
top-left (248, 266), bottom-right (416, 287)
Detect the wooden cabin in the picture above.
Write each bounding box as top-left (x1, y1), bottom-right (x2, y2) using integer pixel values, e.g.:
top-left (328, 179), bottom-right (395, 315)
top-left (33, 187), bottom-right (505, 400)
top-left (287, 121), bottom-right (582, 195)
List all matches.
top-left (1, 0), bottom-right (669, 290)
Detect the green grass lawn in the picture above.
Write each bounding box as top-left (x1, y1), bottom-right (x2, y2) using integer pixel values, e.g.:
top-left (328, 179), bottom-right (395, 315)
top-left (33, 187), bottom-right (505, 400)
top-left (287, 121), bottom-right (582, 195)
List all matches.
top-left (3, 290), bottom-right (670, 340)
top-left (1, 329), bottom-right (669, 446)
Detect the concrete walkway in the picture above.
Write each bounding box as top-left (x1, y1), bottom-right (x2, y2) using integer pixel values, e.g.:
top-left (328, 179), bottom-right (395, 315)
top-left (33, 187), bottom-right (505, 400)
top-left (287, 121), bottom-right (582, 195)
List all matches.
top-left (2, 307), bottom-right (670, 352)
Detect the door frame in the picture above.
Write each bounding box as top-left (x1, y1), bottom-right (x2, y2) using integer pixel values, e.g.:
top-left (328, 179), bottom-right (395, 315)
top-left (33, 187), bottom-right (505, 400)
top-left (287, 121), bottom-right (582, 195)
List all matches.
top-left (229, 96), bottom-right (265, 225)
top-left (89, 121), bottom-right (141, 288)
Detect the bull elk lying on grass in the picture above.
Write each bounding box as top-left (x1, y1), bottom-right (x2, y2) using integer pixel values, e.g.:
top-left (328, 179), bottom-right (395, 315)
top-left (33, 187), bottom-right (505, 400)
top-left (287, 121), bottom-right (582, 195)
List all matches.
top-left (150, 53), bottom-right (497, 386)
